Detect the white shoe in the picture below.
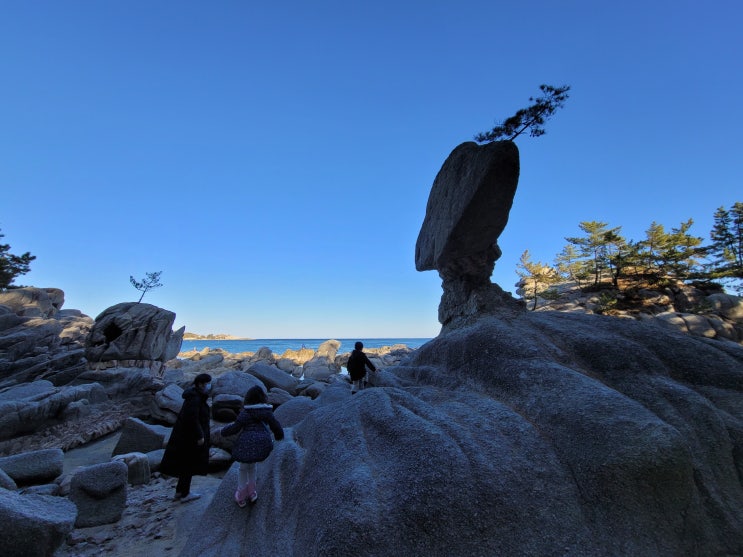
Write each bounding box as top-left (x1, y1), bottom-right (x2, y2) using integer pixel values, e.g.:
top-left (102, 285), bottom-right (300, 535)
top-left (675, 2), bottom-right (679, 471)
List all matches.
top-left (180, 492), bottom-right (201, 503)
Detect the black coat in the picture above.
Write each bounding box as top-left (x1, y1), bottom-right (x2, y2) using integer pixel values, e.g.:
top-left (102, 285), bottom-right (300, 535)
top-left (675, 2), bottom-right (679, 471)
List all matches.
top-left (160, 385), bottom-right (211, 478)
top-left (347, 349), bottom-right (376, 381)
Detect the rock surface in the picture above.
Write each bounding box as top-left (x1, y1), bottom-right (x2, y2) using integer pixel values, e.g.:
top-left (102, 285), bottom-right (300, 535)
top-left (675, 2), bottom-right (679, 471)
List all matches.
top-left (84, 302), bottom-right (185, 366)
top-left (69, 460), bottom-right (128, 527)
top-left (0, 287), bottom-right (92, 388)
top-left (182, 311), bottom-right (743, 557)
top-left (415, 141), bottom-right (524, 330)
top-left (0, 488), bottom-right (77, 557)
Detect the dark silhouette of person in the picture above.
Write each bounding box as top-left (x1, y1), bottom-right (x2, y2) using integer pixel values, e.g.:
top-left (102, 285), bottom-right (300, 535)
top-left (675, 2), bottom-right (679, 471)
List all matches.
top-left (160, 373), bottom-right (212, 502)
top-left (346, 341), bottom-right (377, 394)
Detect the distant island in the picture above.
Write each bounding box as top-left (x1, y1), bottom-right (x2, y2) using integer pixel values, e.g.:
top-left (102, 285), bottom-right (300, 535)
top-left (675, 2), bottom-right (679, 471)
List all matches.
top-left (183, 333), bottom-right (253, 340)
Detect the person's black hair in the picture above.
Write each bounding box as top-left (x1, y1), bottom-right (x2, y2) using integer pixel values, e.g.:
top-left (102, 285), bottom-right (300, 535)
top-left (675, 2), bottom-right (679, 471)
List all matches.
top-left (354, 341), bottom-right (363, 350)
top-left (194, 373), bottom-right (212, 385)
top-left (244, 385), bottom-right (267, 405)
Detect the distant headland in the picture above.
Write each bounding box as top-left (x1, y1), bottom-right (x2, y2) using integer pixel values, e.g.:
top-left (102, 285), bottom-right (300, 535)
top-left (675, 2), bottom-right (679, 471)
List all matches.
top-left (182, 332), bottom-right (253, 340)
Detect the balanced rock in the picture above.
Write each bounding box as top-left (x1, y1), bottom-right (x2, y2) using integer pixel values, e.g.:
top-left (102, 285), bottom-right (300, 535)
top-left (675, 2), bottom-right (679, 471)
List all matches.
top-left (84, 302), bottom-right (184, 365)
top-left (415, 141), bottom-right (524, 329)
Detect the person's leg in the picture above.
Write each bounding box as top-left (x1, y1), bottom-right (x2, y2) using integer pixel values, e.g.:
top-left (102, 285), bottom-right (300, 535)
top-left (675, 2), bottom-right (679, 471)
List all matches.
top-left (176, 474), bottom-right (192, 497)
top-left (175, 474), bottom-right (191, 499)
top-left (238, 462), bottom-right (249, 490)
top-left (235, 462), bottom-right (250, 507)
top-left (247, 462), bottom-right (258, 503)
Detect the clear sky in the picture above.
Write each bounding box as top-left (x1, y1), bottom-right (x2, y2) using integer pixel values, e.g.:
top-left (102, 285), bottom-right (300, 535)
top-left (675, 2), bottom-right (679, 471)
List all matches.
top-left (2, 1), bottom-right (741, 338)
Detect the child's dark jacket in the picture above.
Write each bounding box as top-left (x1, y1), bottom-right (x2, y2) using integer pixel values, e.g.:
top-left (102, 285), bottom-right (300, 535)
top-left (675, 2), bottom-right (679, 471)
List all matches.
top-left (221, 403), bottom-right (284, 463)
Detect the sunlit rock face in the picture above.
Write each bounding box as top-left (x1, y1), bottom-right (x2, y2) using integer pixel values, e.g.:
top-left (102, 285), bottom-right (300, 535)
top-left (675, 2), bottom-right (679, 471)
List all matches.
top-left (415, 140), bottom-right (524, 331)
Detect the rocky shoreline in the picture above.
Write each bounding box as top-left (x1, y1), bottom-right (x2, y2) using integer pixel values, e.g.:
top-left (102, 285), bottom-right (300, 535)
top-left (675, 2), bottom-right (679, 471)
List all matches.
top-left (1, 140), bottom-right (742, 556)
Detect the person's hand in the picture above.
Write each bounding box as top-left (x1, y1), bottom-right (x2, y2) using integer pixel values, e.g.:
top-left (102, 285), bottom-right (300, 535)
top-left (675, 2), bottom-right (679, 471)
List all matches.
top-left (197, 438), bottom-right (205, 446)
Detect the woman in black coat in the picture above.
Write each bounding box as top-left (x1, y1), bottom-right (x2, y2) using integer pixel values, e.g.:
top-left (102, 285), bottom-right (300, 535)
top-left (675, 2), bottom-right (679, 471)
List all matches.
top-left (160, 373), bottom-right (212, 502)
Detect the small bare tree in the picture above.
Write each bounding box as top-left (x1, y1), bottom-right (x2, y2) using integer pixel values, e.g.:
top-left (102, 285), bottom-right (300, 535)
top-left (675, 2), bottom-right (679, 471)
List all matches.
top-left (130, 271), bottom-right (163, 303)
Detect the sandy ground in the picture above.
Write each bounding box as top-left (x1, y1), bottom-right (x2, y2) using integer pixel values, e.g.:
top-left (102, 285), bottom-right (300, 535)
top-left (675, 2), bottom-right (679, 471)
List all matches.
top-left (54, 434), bottom-right (225, 557)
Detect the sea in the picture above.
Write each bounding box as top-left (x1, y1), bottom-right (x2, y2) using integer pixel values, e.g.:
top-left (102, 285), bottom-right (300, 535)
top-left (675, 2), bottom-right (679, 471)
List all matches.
top-left (179, 338), bottom-right (432, 355)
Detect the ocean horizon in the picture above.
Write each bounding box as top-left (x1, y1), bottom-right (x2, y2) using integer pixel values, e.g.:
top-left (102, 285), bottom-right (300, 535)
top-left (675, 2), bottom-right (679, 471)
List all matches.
top-left (179, 337), bottom-right (433, 355)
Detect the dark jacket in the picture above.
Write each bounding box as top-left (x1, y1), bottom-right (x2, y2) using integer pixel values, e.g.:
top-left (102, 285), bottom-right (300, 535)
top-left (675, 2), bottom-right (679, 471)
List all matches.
top-left (221, 403), bottom-right (284, 464)
top-left (347, 349), bottom-right (377, 381)
top-left (160, 385), bottom-right (211, 478)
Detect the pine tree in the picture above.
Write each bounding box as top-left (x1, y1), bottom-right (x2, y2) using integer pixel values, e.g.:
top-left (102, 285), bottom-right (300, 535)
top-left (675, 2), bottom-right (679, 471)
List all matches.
top-left (662, 219), bottom-right (703, 279)
top-left (565, 221), bottom-right (623, 288)
top-left (475, 84), bottom-right (570, 143)
top-left (709, 202), bottom-right (743, 278)
top-left (555, 244), bottom-right (591, 288)
top-left (516, 250), bottom-right (559, 310)
top-left (0, 229), bottom-right (36, 289)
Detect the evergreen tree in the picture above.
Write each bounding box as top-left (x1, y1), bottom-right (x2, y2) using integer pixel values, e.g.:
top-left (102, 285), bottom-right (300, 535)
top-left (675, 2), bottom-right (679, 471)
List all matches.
top-left (516, 250), bottom-right (559, 310)
top-left (475, 84), bottom-right (570, 143)
top-left (0, 229), bottom-right (36, 290)
top-left (565, 221), bottom-right (623, 288)
top-left (709, 202), bottom-right (743, 278)
top-left (637, 221), bottom-right (669, 282)
top-left (603, 231), bottom-right (633, 288)
top-left (662, 219), bottom-right (703, 279)
top-left (555, 244), bottom-right (591, 288)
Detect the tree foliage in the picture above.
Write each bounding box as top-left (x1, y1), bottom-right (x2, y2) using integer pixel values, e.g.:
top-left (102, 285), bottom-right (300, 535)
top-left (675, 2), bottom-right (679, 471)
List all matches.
top-left (708, 202), bottom-right (743, 279)
top-left (516, 203), bottom-right (743, 303)
top-left (130, 271), bottom-right (163, 303)
top-left (516, 250), bottom-right (559, 310)
top-left (475, 84), bottom-right (571, 143)
top-left (0, 229), bottom-right (36, 290)
top-left (565, 221), bottom-right (624, 288)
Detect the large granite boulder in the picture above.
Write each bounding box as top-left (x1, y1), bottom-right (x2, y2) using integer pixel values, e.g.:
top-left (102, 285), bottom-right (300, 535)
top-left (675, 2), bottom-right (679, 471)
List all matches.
top-left (181, 310), bottom-right (743, 557)
top-left (111, 451), bottom-right (151, 485)
top-left (246, 362), bottom-right (301, 394)
top-left (0, 448), bottom-right (64, 485)
top-left (69, 460), bottom-right (128, 527)
top-left (0, 382), bottom-right (108, 440)
top-left (0, 288), bottom-right (91, 387)
top-left (302, 339), bottom-right (341, 381)
top-left (212, 370), bottom-right (264, 399)
top-left (415, 141), bottom-right (524, 330)
top-left (84, 302), bottom-right (184, 365)
top-left (0, 489), bottom-right (77, 557)
top-left (0, 287), bottom-right (64, 318)
top-left (111, 417), bottom-right (167, 456)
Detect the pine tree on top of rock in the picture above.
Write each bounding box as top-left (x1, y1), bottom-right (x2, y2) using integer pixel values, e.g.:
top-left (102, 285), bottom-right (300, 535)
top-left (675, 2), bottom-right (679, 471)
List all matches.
top-left (475, 84), bottom-right (571, 143)
top-left (0, 228), bottom-right (36, 290)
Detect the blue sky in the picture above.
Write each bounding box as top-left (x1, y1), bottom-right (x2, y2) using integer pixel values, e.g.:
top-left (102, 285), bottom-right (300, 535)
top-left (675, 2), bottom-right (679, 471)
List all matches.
top-left (2, 1), bottom-right (741, 338)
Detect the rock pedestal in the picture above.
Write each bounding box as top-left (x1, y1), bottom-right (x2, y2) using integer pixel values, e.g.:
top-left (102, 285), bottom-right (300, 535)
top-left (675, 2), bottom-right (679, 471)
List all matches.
top-left (415, 141), bottom-right (524, 330)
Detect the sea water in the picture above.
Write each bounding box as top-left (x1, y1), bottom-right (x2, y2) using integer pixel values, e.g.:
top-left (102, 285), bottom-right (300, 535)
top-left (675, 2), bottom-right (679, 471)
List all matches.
top-left (179, 338), bottom-right (432, 355)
